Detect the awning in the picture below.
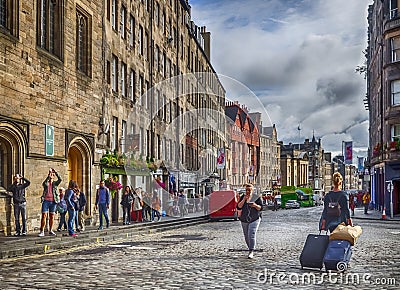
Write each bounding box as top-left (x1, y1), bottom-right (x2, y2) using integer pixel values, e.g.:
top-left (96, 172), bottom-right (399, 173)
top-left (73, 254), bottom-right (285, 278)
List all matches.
top-left (102, 167), bottom-right (151, 177)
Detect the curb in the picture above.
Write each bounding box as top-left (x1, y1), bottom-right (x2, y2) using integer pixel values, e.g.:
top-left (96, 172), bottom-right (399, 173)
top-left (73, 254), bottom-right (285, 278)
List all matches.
top-left (0, 216), bottom-right (209, 260)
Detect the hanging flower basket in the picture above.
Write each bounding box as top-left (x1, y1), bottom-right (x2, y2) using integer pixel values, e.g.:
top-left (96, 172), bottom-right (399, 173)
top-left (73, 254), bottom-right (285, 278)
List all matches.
top-left (105, 176), bottom-right (123, 198)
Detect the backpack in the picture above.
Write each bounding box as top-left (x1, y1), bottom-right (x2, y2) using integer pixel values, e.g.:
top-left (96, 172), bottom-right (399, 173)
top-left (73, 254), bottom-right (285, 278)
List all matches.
top-left (327, 196), bottom-right (341, 217)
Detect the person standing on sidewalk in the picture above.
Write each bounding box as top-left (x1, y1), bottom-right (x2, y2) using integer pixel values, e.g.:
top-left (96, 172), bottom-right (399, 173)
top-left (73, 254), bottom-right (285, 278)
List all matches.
top-left (121, 186), bottom-right (134, 225)
top-left (56, 187), bottom-right (68, 232)
top-left (95, 180), bottom-right (111, 230)
top-left (363, 191), bottom-right (371, 214)
top-left (236, 183), bottom-right (263, 259)
top-left (65, 180), bottom-right (78, 237)
top-left (131, 188), bottom-right (143, 222)
top-left (178, 189), bottom-right (187, 217)
top-left (76, 188), bottom-right (87, 231)
top-left (151, 191), bottom-right (161, 221)
top-left (8, 174), bottom-right (30, 236)
top-left (38, 168), bottom-right (62, 237)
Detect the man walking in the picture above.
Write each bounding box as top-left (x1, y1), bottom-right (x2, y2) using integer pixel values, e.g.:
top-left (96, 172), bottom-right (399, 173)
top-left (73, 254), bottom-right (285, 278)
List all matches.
top-left (95, 180), bottom-right (110, 230)
top-left (8, 174), bottom-right (30, 236)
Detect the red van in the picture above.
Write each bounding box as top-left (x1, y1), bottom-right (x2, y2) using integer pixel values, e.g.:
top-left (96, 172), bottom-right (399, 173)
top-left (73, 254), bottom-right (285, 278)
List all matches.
top-left (209, 190), bottom-right (239, 221)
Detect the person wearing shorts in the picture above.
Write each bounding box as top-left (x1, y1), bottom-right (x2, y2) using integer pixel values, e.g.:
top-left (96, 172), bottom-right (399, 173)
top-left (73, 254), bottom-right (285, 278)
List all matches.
top-left (38, 168), bottom-right (62, 237)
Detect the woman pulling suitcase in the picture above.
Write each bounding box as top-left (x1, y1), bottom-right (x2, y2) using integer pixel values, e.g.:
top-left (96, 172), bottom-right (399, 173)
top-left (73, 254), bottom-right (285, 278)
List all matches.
top-left (320, 172), bottom-right (353, 232)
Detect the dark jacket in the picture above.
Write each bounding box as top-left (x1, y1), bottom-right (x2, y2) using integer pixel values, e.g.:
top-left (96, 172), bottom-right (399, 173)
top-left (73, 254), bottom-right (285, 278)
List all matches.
top-left (121, 192), bottom-right (134, 207)
top-left (8, 178), bottom-right (30, 204)
top-left (237, 194), bottom-right (263, 223)
top-left (320, 190), bottom-right (351, 232)
top-left (77, 191), bottom-right (87, 211)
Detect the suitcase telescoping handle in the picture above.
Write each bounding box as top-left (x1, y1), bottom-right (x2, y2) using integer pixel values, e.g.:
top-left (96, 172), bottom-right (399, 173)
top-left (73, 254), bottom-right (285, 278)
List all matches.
top-left (319, 230), bottom-right (328, 235)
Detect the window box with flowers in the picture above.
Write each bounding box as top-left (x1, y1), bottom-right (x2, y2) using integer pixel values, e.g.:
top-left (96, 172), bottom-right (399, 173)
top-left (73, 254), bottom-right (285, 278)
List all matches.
top-left (388, 138), bottom-right (400, 151)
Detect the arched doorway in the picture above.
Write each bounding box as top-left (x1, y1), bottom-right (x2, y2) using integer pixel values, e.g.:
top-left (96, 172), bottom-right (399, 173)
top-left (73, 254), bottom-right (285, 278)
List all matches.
top-left (0, 122), bottom-right (26, 235)
top-left (67, 138), bottom-right (92, 217)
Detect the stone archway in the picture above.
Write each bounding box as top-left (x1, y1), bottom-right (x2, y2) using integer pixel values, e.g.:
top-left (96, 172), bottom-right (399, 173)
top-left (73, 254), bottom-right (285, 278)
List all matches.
top-left (0, 121), bottom-right (27, 235)
top-left (67, 138), bottom-right (92, 217)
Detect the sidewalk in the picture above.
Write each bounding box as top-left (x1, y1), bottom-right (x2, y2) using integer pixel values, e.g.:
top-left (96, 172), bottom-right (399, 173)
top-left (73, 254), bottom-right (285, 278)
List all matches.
top-left (351, 207), bottom-right (400, 221)
top-left (0, 211), bottom-right (208, 260)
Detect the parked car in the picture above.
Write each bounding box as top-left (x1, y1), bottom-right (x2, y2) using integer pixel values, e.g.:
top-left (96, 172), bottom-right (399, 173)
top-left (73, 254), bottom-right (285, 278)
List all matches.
top-left (285, 200), bottom-right (300, 209)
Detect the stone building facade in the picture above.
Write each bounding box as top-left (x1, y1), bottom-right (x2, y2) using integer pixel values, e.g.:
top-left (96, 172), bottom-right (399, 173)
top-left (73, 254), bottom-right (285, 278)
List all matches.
top-left (367, 0), bottom-right (400, 215)
top-left (258, 124), bottom-right (280, 191)
top-left (0, 0), bottom-right (225, 235)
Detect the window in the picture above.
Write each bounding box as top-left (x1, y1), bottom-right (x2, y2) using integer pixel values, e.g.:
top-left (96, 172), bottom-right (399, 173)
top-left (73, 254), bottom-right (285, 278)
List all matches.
top-left (161, 10), bottom-right (165, 34)
top-left (111, 116), bottom-right (118, 152)
top-left (146, 130), bottom-right (150, 157)
top-left (76, 8), bottom-right (91, 76)
top-left (120, 5), bottom-right (126, 38)
top-left (138, 25), bottom-right (143, 55)
top-left (140, 127), bottom-right (144, 155)
top-left (121, 120), bottom-right (127, 153)
top-left (106, 60), bottom-right (111, 84)
top-left (154, 45), bottom-right (159, 72)
top-left (146, 80), bottom-right (150, 109)
top-left (139, 75), bottom-right (144, 105)
top-left (391, 80), bottom-right (400, 105)
top-left (121, 61), bottom-right (127, 97)
top-left (391, 37), bottom-right (400, 62)
top-left (111, 0), bottom-right (117, 30)
top-left (155, 2), bottom-right (159, 26)
top-left (0, 0), bottom-right (18, 36)
top-left (130, 69), bottom-right (135, 102)
top-left (112, 54), bottom-right (118, 92)
top-left (144, 31), bottom-right (148, 60)
top-left (129, 15), bottom-right (135, 47)
top-left (37, 0), bottom-right (63, 58)
top-left (391, 124), bottom-right (400, 140)
top-left (390, 0), bottom-right (398, 19)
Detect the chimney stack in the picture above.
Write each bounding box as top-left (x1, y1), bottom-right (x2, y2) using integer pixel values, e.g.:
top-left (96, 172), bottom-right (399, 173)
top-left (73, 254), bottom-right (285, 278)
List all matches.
top-left (201, 26), bottom-right (211, 60)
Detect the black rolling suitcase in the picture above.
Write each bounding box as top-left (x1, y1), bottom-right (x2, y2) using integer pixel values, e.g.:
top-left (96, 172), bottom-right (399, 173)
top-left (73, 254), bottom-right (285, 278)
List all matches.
top-left (299, 233), bottom-right (329, 270)
top-left (323, 240), bottom-right (352, 271)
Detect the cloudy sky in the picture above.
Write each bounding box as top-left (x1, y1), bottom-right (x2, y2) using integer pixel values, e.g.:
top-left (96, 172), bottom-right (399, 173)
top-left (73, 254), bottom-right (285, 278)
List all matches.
top-left (189, 0), bottom-right (373, 161)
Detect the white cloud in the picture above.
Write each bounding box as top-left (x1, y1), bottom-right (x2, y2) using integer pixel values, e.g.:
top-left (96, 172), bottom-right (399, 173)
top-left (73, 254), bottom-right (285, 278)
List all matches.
top-left (190, 0), bottom-right (372, 160)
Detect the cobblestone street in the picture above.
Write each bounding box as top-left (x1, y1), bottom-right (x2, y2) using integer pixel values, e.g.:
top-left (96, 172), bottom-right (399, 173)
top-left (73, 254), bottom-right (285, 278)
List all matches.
top-left (0, 207), bottom-right (399, 289)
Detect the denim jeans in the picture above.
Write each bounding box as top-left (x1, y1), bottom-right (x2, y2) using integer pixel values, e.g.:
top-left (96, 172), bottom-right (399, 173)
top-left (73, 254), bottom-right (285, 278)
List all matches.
top-left (98, 203), bottom-right (110, 228)
top-left (151, 209), bottom-right (161, 221)
top-left (241, 218), bottom-right (261, 251)
top-left (67, 208), bottom-right (76, 235)
top-left (122, 206), bottom-right (131, 223)
top-left (14, 202), bottom-right (27, 234)
top-left (58, 212), bottom-right (67, 230)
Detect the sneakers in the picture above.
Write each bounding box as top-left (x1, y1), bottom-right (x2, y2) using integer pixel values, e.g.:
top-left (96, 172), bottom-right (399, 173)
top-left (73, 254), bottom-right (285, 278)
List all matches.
top-left (49, 231), bottom-right (56, 236)
top-left (57, 228), bottom-right (61, 232)
top-left (248, 251), bottom-right (254, 259)
top-left (97, 226), bottom-right (103, 230)
top-left (38, 231), bottom-right (45, 237)
top-left (14, 232), bottom-right (20, 236)
top-left (21, 232), bottom-right (27, 236)
top-left (69, 233), bottom-right (78, 237)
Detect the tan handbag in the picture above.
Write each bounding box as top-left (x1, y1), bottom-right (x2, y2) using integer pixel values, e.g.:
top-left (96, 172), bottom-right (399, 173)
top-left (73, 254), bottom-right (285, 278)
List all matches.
top-left (329, 222), bottom-right (362, 246)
